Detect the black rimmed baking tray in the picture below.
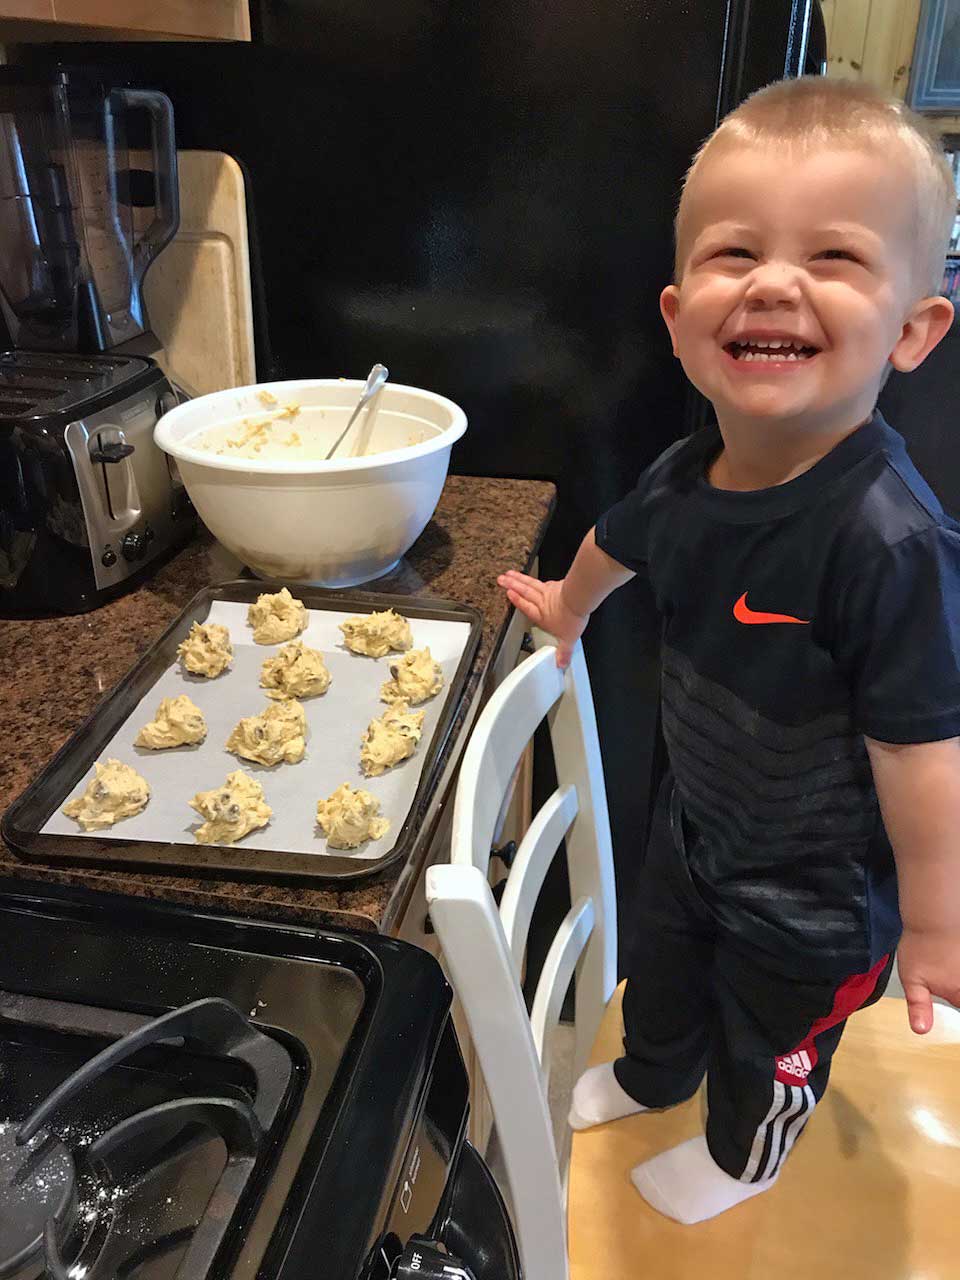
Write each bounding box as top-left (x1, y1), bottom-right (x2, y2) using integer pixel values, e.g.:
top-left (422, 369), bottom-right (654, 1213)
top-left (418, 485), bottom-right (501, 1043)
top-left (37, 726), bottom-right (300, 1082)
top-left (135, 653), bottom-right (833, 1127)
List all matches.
top-left (2, 580), bottom-right (482, 883)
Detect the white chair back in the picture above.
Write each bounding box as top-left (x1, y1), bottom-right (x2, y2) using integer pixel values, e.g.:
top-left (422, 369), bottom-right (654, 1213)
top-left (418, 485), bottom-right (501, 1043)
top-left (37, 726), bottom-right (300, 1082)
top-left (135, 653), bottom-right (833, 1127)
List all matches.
top-left (426, 631), bottom-right (617, 1280)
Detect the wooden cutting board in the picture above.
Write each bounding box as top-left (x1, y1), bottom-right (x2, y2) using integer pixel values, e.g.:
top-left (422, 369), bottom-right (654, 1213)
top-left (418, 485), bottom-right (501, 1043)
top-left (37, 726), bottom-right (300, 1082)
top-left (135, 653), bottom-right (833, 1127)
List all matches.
top-left (134, 148), bottom-right (256, 394)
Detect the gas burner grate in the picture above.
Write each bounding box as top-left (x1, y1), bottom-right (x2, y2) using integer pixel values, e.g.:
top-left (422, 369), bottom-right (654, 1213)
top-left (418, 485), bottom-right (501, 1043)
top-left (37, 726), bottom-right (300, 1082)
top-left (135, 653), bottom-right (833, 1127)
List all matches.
top-left (0, 998), bottom-right (291, 1280)
top-left (0, 1126), bottom-right (76, 1280)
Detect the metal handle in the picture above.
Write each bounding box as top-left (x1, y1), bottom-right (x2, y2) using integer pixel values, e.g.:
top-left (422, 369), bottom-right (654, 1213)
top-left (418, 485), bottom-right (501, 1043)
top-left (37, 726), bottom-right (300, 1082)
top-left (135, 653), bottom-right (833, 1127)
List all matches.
top-left (324, 363), bottom-right (389, 460)
top-left (90, 440), bottom-right (135, 464)
top-left (112, 88), bottom-right (180, 277)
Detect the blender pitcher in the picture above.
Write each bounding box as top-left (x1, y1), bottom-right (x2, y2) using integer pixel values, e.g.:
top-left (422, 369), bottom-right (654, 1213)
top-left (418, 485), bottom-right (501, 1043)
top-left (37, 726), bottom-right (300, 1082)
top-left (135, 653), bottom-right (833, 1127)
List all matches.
top-left (0, 69), bottom-right (179, 352)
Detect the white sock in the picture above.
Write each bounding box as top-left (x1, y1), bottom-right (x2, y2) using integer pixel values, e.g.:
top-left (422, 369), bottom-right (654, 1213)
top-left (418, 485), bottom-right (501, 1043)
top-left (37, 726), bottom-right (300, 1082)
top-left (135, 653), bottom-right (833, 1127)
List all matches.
top-left (568, 1062), bottom-right (650, 1131)
top-left (631, 1135), bottom-right (777, 1224)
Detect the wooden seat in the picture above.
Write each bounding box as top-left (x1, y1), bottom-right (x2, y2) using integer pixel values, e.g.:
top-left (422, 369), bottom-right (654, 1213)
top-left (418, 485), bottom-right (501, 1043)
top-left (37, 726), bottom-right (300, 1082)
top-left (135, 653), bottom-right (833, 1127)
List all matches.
top-left (570, 985), bottom-right (960, 1280)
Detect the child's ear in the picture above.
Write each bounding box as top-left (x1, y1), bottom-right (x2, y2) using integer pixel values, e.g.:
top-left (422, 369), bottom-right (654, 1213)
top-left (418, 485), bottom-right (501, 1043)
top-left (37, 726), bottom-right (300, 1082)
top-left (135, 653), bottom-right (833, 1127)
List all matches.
top-left (660, 285), bottom-right (682, 356)
top-left (889, 295), bottom-right (955, 372)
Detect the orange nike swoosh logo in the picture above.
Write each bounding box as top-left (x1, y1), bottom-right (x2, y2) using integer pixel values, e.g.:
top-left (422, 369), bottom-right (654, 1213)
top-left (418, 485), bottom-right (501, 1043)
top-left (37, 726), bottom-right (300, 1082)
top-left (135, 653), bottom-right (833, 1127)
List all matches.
top-left (733, 592), bottom-right (810, 626)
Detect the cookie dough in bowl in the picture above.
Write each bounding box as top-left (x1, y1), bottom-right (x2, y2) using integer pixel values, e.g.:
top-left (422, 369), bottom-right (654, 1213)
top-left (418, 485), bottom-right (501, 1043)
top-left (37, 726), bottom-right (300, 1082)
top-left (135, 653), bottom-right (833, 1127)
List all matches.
top-left (260, 641), bottom-right (331, 700)
top-left (248, 587), bottom-right (308, 644)
top-left (380, 647), bottom-right (444, 705)
top-left (226, 700), bottom-right (307, 766)
top-left (63, 759), bottom-right (150, 830)
top-left (360, 701), bottom-right (425, 777)
top-left (339, 609), bottom-right (412, 658)
top-left (177, 622), bottom-right (233, 678)
top-left (316, 782), bottom-right (390, 848)
top-left (153, 379), bottom-right (467, 589)
top-left (190, 770), bottom-right (272, 845)
top-left (135, 695), bottom-right (207, 749)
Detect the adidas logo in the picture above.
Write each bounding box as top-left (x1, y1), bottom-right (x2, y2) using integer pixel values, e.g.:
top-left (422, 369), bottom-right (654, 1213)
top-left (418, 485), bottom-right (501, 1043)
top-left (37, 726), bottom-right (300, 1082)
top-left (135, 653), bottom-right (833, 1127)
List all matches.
top-left (777, 1050), bottom-right (812, 1080)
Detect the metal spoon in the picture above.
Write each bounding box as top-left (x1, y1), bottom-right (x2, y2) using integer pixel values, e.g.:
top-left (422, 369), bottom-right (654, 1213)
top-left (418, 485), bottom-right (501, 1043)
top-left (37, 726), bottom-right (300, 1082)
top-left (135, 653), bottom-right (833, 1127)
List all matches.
top-left (324, 363), bottom-right (389, 460)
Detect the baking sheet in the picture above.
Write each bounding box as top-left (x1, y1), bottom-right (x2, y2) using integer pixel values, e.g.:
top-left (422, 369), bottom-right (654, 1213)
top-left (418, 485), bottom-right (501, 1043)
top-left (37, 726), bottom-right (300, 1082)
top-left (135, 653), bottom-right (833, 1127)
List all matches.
top-left (43, 600), bottom-right (473, 861)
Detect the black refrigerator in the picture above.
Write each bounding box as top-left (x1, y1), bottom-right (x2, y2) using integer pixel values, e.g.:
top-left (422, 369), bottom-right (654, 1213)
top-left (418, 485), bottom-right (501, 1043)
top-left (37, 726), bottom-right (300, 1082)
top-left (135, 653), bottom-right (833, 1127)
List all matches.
top-left (12, 0), bottom-right (826, 965)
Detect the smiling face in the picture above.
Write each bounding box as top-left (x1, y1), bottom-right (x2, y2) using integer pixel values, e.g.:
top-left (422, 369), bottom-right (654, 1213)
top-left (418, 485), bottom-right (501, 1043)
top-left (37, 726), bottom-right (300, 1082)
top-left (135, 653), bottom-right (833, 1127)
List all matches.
top-left (661, 142), bottom-right (952, 438)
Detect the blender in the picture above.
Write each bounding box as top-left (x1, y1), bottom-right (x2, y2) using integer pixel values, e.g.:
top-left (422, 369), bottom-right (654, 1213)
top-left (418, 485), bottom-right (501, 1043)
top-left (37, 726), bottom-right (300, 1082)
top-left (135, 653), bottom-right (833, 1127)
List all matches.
top-left (0, 68), bottom-right (193, 616)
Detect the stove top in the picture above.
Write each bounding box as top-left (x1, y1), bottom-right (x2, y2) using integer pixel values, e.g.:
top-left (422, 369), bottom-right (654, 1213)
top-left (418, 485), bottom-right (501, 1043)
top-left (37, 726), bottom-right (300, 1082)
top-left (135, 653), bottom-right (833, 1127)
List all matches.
top-left (1, 994), bottom-right (295, 1280)
top-left (0, 887), bottom-right (458, 1280)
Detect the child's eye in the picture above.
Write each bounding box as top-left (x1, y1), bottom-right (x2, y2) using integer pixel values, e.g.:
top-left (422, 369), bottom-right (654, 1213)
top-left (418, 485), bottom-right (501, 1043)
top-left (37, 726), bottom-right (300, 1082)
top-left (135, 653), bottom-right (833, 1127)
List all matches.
top-left (815, 249), bottom-right (859, 262)
top-left (713, 247), bottom-right (755, 260)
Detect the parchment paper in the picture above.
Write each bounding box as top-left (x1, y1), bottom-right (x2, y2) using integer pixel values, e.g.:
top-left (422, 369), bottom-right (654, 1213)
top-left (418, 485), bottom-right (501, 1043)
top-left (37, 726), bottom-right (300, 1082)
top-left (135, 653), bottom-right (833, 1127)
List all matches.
top-left (44, 601), bottom-right (473, 860)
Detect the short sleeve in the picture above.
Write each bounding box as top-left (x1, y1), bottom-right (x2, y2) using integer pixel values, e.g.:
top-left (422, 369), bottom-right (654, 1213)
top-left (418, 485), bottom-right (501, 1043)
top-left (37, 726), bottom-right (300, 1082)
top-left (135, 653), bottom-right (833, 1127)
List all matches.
top-left (595, 437), bottom-right (689, 572)
top-left (595, 487), bottom-right (650, 572)
top-left (837, 524), bottom-right (960, 743)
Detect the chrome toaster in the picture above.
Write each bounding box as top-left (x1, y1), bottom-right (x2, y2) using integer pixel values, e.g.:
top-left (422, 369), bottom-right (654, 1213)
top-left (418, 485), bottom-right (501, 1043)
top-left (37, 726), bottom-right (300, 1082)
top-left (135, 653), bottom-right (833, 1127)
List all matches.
top-left (0, 351), bottom-right (194, 616)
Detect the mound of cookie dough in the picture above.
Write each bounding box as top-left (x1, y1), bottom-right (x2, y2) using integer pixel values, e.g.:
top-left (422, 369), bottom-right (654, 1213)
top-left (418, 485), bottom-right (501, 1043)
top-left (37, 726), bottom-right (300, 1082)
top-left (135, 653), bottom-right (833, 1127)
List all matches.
top-left (135, 695), bottom-right (207, 749)
top-left (63, 759), bottom-right (150, 830)
top-left (360, 701), bottom-right (425, 777)
top-left (177, 621), bottom-right (233, 678)
top-left (316, 782), bottom-right (390, 849)
top-left (260, 641), bottom-right (331, 700)
top-left (226, 699), bottom-right (307, 766)
top-left (248, 587), bottom-right (308, 644)
top-left (190, 770), bottom-right (272, 845)
top-left (380, 647), bottom-right (444, 705)
top-left (339, 608), bottom-right (412, 658)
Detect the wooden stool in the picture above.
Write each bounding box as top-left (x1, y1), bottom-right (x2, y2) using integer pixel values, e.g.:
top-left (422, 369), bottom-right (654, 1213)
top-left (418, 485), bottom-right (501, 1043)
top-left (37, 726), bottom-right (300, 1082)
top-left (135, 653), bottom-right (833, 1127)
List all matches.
top-left (569, 985), bottom-right (960, 1280)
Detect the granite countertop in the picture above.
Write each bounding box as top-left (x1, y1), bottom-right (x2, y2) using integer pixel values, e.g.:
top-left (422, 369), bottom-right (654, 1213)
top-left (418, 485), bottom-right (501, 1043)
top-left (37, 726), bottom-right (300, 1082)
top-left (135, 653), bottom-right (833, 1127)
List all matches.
top-left (0, 475), bottom-right (555, 933)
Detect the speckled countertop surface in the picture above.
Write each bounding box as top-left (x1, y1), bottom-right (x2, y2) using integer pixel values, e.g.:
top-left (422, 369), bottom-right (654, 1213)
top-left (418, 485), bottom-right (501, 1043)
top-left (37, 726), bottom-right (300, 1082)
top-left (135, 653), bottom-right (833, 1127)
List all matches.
top-left (0, 475), bottom-right (555, 933)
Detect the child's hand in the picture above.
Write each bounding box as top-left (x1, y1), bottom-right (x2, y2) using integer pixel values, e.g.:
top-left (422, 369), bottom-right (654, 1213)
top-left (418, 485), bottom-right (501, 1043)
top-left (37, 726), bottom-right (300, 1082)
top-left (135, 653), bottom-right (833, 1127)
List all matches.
top-left (896, 927), bottom-right (960, 1033)
top-left (497, 570), bottom-right (589, 669)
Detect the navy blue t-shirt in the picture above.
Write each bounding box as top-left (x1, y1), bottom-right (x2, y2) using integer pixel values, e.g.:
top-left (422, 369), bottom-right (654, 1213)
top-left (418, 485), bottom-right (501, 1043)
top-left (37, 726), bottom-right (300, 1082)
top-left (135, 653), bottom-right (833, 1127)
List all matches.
top-left (596, 412), bottom-right (960, 973)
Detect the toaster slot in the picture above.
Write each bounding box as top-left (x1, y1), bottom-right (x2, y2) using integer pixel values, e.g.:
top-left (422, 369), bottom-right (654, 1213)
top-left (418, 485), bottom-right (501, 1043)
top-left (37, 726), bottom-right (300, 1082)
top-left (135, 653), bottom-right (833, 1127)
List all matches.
top-left (91, 426), bottom-right (141, 529)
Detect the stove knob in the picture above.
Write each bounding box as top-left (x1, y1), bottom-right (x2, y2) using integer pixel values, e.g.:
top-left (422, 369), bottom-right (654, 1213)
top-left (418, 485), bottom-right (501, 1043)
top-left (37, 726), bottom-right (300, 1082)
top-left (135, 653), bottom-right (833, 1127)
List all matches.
top-left (121, 531), bottom-right (147, 562)
top-left (391, 1240), bottom-right (476, 1280)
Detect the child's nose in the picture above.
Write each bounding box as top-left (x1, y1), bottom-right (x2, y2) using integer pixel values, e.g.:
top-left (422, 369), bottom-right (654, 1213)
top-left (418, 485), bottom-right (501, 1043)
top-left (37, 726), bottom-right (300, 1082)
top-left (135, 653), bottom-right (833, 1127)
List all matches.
top-left (743, 260), bottom-right (803, 307)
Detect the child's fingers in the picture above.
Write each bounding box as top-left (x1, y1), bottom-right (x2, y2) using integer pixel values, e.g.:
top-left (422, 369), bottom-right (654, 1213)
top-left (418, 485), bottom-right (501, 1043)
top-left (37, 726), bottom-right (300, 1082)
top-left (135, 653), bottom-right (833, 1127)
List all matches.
top-left (503, 577), bottom-right (544, 609)
top-left (903, 980), bottom-right (935, 1034)
top-left (498, 570), bottom-right (542, 594)
top-left (506, 587), bottom-right (543, 625)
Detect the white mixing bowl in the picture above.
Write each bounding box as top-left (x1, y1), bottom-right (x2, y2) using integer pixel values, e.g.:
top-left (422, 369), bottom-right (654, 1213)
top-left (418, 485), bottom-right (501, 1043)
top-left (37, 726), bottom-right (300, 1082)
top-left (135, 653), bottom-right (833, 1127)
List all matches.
top-left (154, 379), bottom-right (467, 587)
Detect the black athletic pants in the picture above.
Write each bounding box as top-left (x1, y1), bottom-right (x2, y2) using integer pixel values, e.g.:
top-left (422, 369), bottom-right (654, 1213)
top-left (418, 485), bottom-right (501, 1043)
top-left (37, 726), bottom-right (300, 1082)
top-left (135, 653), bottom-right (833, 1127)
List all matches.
top-left (615, 780), bottom-right (893, 1182)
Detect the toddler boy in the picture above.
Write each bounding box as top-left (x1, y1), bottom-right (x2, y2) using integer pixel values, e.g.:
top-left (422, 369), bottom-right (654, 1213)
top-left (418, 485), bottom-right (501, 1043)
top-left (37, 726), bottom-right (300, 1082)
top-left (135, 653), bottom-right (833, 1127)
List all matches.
top-left (500, 77), bottom-right (960, 1224)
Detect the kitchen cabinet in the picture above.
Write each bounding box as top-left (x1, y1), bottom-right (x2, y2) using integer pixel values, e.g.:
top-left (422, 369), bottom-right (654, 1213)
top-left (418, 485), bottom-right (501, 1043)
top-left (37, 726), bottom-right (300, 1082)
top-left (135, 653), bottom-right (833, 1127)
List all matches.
top-left (821, 0), bottom-right (921, 98)
top-left (0, 0), bottom-right (249, 41)
top-left (822, 1), bottom-right (960, 138)
top-left (0, 0), bottom-right (54, 20)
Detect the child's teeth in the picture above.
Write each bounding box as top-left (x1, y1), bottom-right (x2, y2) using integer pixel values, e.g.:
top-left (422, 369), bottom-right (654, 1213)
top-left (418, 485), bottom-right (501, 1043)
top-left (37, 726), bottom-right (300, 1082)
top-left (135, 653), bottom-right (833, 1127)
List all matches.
top-left (735, 346), bottom-right (810, 361)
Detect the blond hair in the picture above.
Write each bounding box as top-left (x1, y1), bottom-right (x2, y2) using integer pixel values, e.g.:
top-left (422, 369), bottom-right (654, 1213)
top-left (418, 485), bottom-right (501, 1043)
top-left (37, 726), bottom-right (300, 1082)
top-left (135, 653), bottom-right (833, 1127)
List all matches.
top-left (674, 76), bottom-right (957, 296)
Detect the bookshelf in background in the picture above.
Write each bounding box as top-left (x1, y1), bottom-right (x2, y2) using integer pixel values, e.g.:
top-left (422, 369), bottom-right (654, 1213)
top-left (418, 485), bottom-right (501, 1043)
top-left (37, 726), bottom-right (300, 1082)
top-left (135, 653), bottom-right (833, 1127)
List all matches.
top-left (943, 140), bottom-right (960, 300)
